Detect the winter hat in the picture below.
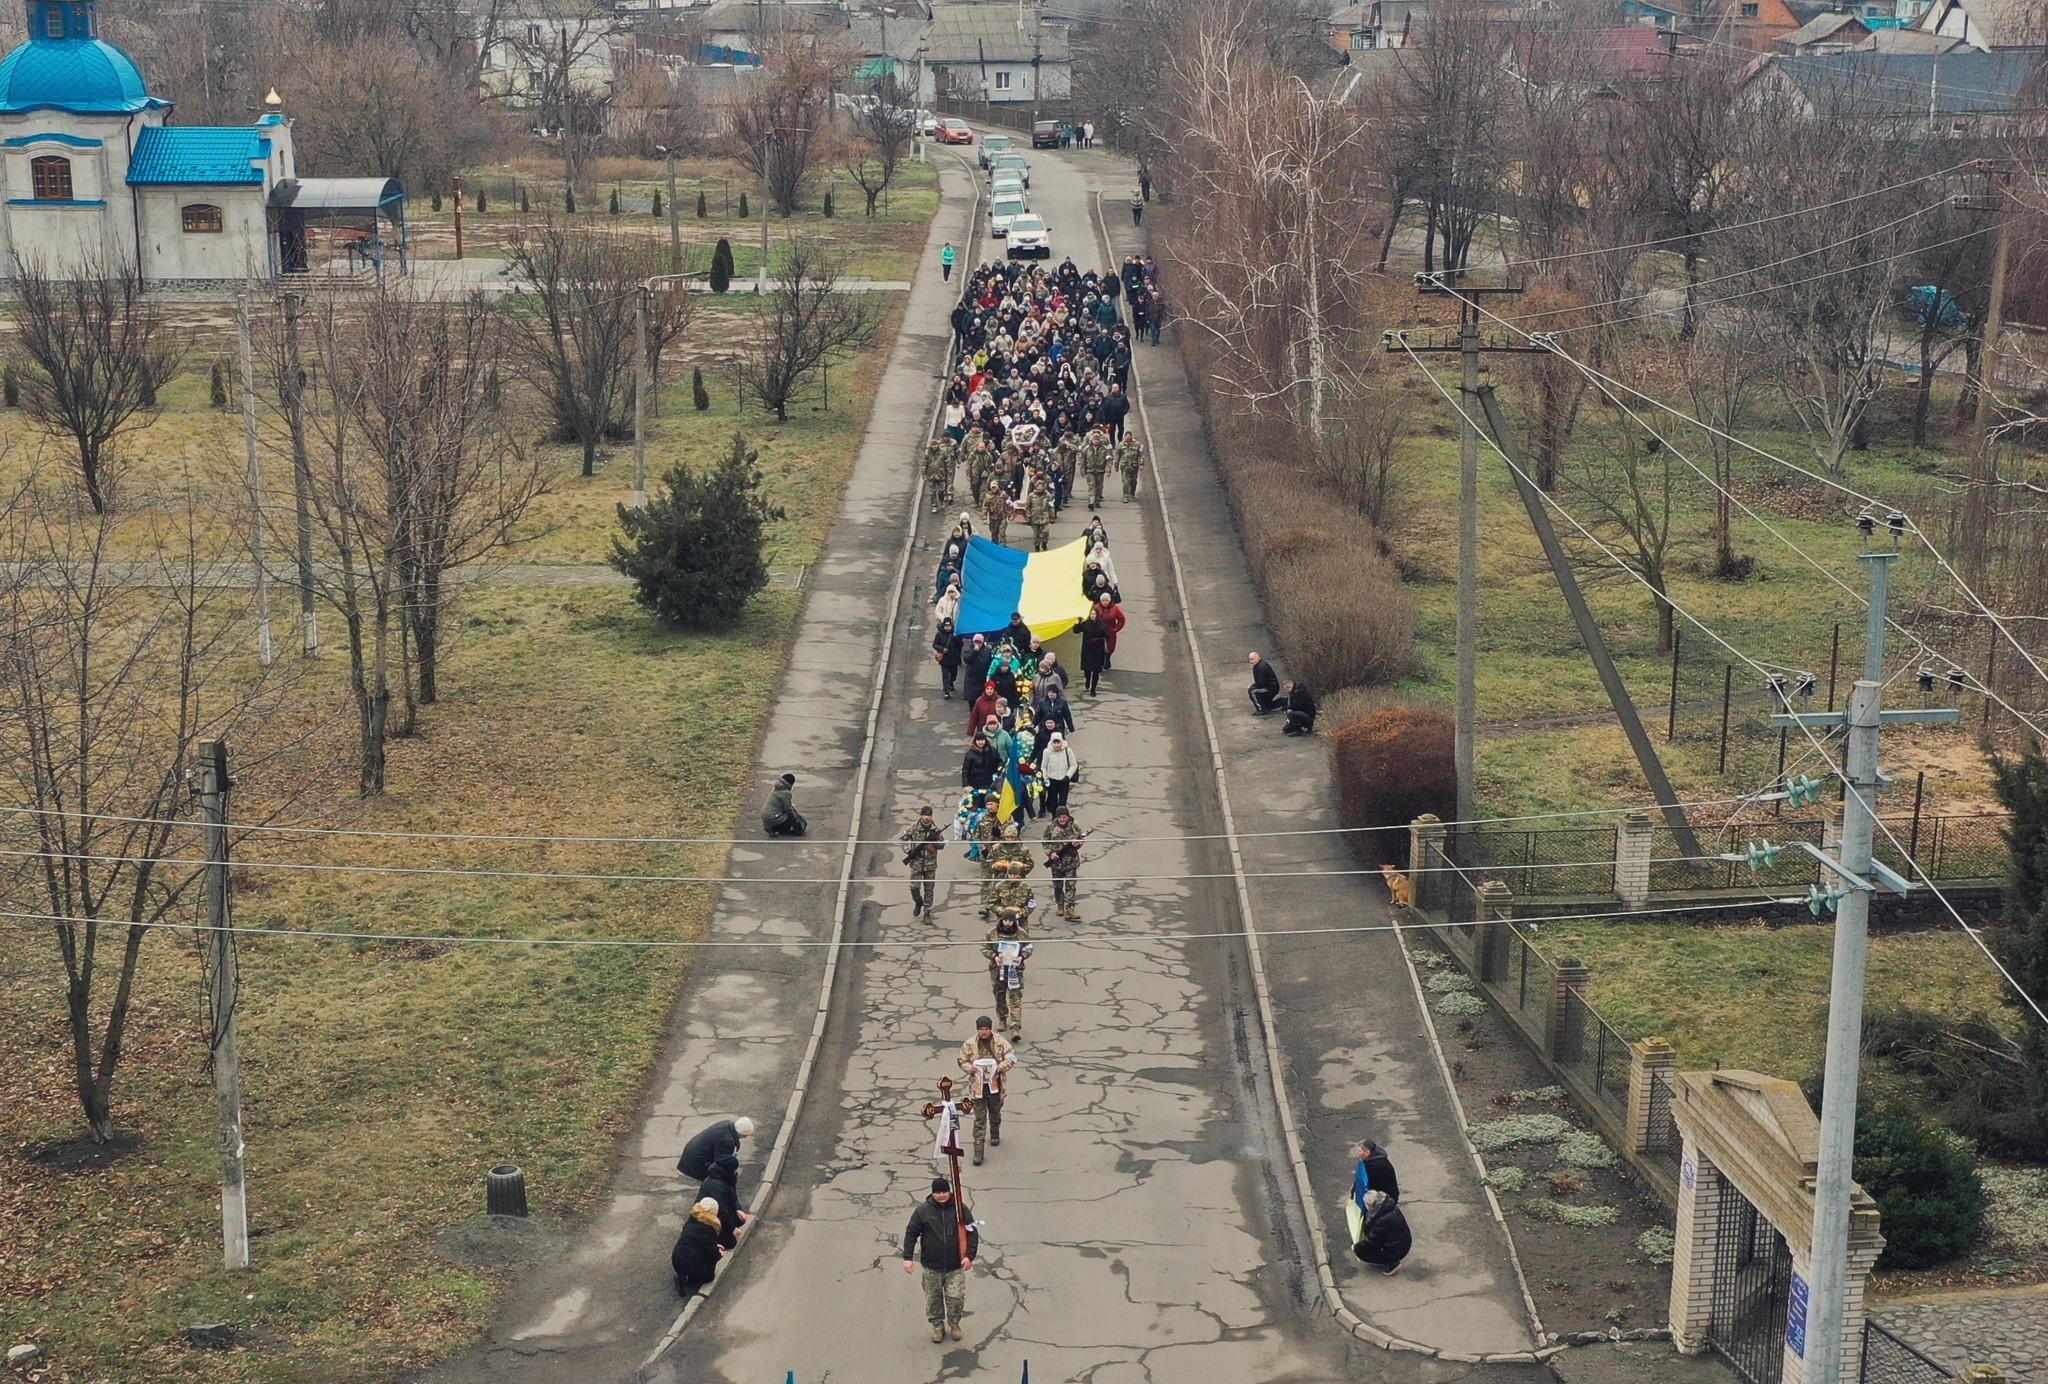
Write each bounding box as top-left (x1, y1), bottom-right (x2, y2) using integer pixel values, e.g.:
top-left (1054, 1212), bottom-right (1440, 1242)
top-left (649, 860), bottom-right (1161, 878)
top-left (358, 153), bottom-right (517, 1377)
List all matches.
top-left (696, 1196), bottom-right (722, 1214)
top-left (779, 773), bottom-right (796, 786)
top-left (976, 1015), bottom-right (994, 1031)
top-left (734, 1116), bottom-right (756, 1138)
top-left (1050, 733), bottom-right (1064, 744)
top-left (932, 1177), bottom-right (953, 1194)
top-left (919, 805), bottom-right (934, 817)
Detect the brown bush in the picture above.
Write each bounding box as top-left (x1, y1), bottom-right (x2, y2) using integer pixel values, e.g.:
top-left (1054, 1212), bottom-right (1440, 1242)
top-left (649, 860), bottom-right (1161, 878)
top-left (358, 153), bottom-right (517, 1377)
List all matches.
top-left (1329, 705), bottom-right (1456, 865)
top-left (1268, 547), bottom-right (1414, 691)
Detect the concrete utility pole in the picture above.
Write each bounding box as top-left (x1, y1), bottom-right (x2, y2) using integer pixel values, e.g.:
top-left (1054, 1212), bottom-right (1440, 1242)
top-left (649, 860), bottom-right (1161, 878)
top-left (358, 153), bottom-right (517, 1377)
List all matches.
top-left (1455, 310), bottom-right (1478, 831)
top-left (279, 290), bottom-right (318, 655)
top-left (452, 173), bottom-right (465, 260)
top-left (634, 284), bottom-right (650, 508)
top-left (1767, 542), bottom-right (1955, 1384)
top-left (662, 146), bottom-right (682, 275)
top-left (235, 288), bottom-right (273, 667)
top-left (195, 738), bottom-right (249, 1271)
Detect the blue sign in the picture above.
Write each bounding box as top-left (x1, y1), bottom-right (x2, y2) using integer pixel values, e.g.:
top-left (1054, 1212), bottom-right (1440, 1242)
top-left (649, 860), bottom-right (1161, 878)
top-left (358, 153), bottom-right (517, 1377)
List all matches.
top-left (1786, 1272), bottom-right (1809, 1359)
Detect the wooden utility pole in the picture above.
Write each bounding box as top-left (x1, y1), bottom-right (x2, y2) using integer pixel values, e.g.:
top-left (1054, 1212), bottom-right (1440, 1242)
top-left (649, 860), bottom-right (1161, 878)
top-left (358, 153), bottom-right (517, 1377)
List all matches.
top-left (452, 174), bottom-right (465, 261)
top-left (279, 290), bottom-right (318, 655)
top-left (235, 288), bottom-right (274, 667)
top-left (196, 738), bottom-right (249, 1271)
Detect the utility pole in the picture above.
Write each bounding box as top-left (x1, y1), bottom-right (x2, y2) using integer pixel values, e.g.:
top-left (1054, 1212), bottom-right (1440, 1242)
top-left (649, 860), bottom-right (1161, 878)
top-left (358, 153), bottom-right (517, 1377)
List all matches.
top-left (1393, 286), bottom-right (1704, 858)
top-left (235, 287), bottom-right (273, 667)
top-left (633, 283), bottom-right (650, 509)
top-left (665, 148), bottom-right (682, 275)
top-left (1765, 537), bottom-right (1956, 1384)
top-left (279, 290), bottom-right (317, 655)
top-left (195, 738), bottom-right (249, 1272)
top-left (758, 129), bottom-right (773, 294)
top-left (1958, 168), bottom-right (2011, 580)
top-left (452, 173), bottom-right (465, 261)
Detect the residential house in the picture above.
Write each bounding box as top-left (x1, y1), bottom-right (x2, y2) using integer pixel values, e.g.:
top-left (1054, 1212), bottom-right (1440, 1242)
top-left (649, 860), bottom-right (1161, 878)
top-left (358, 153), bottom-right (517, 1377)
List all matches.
top-left (1320, 0), bottom-right (1425, 50)
top-left (1622, 0), bottom-right (1802, 44)
top-left (1863, 25), bottom-right (1966, 50)
top-left (1738, 46), bottom-right (2042, 132)
top-left (1504, 25), bottom-right (1670, 88)
top-left (481, 2), bottom-right (620, 106)
top-left (920, 2), bottom-right (1071, 104)
top-left (845, 10), bottom-right (929, 94)
top-left (1910, 0), bottom-right (2043, 48)
top-left (1776, 12), bottom-right (1873, 51)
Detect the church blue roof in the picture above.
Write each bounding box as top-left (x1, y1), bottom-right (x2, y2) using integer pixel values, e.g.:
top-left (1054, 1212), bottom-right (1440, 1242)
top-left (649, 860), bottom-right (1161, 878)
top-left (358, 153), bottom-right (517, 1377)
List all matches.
top-left (0, 23), bottom-right (162, 115)
top-left (126, 127), bottom-right (270, 186)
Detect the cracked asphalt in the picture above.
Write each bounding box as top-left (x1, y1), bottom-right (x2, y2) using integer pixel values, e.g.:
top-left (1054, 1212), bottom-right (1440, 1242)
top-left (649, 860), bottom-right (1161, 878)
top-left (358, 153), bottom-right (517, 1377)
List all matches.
top-left (425, 141), bottom-right (1555, 1384)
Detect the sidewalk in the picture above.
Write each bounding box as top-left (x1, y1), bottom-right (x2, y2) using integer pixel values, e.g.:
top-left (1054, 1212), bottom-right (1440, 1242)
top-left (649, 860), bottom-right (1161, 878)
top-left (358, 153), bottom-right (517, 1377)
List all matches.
top-left (418, 151), bottom-right (980, 1384)
top-left (1102, 203), bottom-right (1542, 1357)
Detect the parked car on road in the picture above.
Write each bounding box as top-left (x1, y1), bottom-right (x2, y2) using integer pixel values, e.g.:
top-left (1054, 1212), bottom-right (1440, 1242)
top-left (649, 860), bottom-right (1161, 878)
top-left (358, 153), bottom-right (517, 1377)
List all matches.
top-left (1005, 213), bottom-right (1051, 258)
top-left (978, 134), bottom-right (1014, 169)
top-left (918, 112), bottom-right (939, 137)
top-left (990, 152), bottom-right (1031, 187)
top-left (936, 118), bottom-right (973, 145)
top-left (989, 193), bottom-right (1027, 238)
top-left (1031, 120), bottom-right (1061, 149)
top-left (989, 173), bottom-right (1025, 207)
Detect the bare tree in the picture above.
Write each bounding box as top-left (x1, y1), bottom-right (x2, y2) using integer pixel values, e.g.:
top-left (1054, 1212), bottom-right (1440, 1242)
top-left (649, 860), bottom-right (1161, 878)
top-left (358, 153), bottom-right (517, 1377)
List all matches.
top-left (8, 254), bottom-right (184, 515)
top-left (1561, 412), bottom-right (1689, 652)
top-left (1638, 48), bottom-right (1743, 340)
top-left (0, 471), bottom-right (296, 1143)
top-left (1680, 329), bottom-right (1765, 579)
top-left (729, 34), bottom-right (855, 215)
top-left (495, 1), bottom-right (615, 192)
top-left (842, 88), bottom-right (915, 217)
top-left (1379, 0), bottom-right (1507, 276)
top-left (1163, 19), bottom-right (1375, 441)
top-left (293, 289), bottom-right (551, 793)
top-left (744, 238), bottom-right (880, 422)
top-left (279, 25), bottom-right (501, 192)
top-left (502, 217), bottom-right (693, 476)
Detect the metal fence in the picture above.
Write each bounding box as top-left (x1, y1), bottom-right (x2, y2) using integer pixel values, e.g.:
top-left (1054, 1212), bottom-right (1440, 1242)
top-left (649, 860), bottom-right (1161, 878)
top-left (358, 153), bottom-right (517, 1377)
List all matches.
top-left (1505, 924), bottom-right (1555, 1034)
top-left (1862, 1321), bottom-right (1955, 1384)
top-left (1450, 825), bottom-right (1619, 896)
top-left (1644, 1067), bottom-right (1682, 1182)
top-left (1648, 814), bottom-right (2006, 894)
top-left (1556, 990), bottom-right (1632, 1125)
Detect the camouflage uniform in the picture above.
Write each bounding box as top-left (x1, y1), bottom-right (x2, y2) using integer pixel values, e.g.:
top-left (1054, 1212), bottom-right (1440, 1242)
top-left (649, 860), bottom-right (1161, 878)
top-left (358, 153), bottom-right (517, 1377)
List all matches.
top-left (923, 440), bottom-right (955, 512)
top-left (983, 481), bottom-right (1009, 545)
top-left (981, 863), bottom-right (1032, 920)
top-left (983, 918), bottom-right (1033, 1039)
top-left (1026, 485), bottom-right (1054, 552)
top-left (1081, 431), bottom-right (1111, 507)
top-left (1117, 436), bottom-right (1144, 502)
top-left (1043, 817), bottom-right (1084, 920)
top-left (970, 811), bottom-right (1003, 873)
top-left (901, 812), bottom-right (944, 916)
top-left (964, 435), bottom-right (991, 506)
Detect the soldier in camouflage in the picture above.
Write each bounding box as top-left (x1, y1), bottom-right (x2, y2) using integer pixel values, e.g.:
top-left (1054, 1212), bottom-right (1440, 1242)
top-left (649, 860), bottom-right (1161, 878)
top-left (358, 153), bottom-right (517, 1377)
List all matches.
top-left (1081, 427), bottom-right (1112, 507)
top-left (1042, 809), bottom-right (1085, 921)
top-left (1117, 435), bottom-right (1144, 502)
top-left (923, 439), bottom-right (955, 513)
top-left (1026, 481), bottom-right (1054, 552)
top-left (901, 806), bottom-right (945, 917)
top-left (983, 481), bottom-right (1009, 546)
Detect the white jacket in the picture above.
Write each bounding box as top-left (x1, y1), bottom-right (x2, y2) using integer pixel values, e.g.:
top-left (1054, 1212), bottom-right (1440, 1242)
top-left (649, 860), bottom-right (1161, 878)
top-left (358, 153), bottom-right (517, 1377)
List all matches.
top-left (1040, 741), bottom-right (1078, 782)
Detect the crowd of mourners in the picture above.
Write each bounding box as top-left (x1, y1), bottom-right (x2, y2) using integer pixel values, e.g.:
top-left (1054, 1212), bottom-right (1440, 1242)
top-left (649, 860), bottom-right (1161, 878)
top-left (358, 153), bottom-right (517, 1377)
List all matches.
top-left (703, 252), bottom-right (1373, 1344)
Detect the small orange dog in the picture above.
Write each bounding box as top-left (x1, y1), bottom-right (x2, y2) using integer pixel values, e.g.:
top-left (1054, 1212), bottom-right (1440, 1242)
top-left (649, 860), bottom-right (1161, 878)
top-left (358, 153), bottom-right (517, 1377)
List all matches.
top-left (1379, 863), bottom-right (1413, 907)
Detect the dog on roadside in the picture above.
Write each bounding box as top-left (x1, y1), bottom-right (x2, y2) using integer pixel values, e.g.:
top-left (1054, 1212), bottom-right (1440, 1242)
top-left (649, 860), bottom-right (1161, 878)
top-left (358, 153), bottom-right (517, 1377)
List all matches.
top-left (1379, 863), bottom-right (1413, 908)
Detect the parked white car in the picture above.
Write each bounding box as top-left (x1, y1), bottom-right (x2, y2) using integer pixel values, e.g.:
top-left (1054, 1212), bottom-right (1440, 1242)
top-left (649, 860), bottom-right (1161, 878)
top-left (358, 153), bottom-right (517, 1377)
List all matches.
top-left (989, 193), bottom-right (1027, 238)
top-left (989, 152), bottom-right (1031, 188)
top-left (1005, 213), bottom-right (1051, 259)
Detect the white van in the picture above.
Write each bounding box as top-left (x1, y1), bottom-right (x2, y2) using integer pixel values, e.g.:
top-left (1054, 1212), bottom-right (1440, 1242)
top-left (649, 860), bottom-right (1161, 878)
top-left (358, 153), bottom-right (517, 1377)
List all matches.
top-left (989, 192), bottom-right (1027, 237)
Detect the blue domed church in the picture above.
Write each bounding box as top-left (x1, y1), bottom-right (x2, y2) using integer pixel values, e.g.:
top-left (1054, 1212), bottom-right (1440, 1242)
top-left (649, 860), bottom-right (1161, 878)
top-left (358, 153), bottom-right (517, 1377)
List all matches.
top-left (0, 0), bottom-right (405, 285)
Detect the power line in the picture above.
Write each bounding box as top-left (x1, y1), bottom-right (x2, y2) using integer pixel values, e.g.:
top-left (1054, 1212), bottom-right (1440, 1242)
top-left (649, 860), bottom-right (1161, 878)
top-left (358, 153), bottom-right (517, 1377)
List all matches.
top-left (1435, 277), bottom-right (2048, 709)
top-left (0, 845), bottom-right (1752, 885)
top-left (0, 895), bottom-right (1854, 951)
top-left (1500, 160), bottom-right (1977, 270)
top-left (1397, 340), bottom-right (2048, 1027)
top-left (0, 791), bottom-right (1787, 847)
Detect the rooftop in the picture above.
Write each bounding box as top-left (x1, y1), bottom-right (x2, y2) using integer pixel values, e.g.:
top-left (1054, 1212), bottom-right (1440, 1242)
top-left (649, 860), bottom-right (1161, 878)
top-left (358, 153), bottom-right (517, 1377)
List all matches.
top-left (924, 2), bottom-right (1070, 64)
top-left (126, 125), bottom-right (271, 185)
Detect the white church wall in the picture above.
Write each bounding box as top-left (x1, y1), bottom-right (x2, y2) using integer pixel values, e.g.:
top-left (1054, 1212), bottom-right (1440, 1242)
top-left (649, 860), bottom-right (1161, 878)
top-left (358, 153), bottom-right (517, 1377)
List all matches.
top-left (136, 187), bottom-right (269, 281)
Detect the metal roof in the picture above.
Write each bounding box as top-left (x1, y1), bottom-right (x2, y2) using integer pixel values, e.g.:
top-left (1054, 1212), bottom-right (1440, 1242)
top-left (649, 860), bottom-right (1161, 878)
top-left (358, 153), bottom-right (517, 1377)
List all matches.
top-left (923, 3), bottom-right (1070, 64)
top-left (0, 30), bottom-right (163, 114)
top-left (269, 177), bottom-right (407, 210)
top-left (1764, 46), bottom-right (2043, 111)
top-left (126, 126), bottom-right (270, 185)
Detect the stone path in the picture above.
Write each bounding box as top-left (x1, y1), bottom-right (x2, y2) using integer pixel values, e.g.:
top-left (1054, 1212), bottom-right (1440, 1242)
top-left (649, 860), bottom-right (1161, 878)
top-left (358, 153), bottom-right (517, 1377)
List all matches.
top-left (1878, 1289), bottom-right (2048, 1382)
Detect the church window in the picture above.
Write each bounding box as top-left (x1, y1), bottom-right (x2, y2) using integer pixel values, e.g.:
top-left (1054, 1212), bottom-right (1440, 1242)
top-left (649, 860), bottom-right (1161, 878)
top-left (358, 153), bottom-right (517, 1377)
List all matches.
top-left (181, 204), bottom-right (224, 233)
top-left (40, 3), bottom-right (63, 37)
top-left (31, 156), bottom-right (73, 201)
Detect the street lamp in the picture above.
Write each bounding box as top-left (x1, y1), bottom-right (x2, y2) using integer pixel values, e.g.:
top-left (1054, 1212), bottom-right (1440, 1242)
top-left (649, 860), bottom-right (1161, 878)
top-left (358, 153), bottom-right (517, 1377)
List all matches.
top-left (633, 271), bottom-right (696, 508)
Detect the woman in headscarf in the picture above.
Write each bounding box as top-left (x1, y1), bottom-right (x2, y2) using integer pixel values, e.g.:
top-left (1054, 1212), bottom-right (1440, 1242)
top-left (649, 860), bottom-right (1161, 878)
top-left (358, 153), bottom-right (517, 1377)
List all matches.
top-left (1087, 541), bottom-right (1118, 591)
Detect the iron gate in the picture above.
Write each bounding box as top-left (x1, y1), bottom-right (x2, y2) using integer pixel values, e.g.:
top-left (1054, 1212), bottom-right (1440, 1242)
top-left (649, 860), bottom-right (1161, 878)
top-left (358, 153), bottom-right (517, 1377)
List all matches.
top-left (1709, 1183), bottom-right (1794, 1384)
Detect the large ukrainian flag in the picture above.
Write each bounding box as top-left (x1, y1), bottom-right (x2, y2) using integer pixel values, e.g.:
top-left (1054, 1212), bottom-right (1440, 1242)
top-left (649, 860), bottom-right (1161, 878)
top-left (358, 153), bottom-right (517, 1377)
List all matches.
top-left (955, 534), bottom-right (1092, 642)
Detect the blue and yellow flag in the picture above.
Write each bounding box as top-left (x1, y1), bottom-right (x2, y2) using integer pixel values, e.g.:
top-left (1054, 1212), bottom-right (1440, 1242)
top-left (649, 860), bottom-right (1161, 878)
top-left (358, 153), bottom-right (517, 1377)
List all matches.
top-left (955, 534), bottom-right (1092, 642)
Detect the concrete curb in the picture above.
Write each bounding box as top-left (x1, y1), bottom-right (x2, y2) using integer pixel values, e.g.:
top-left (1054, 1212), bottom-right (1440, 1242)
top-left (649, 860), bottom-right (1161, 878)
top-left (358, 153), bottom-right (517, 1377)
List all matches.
top-left (1097, 190), bottom-right (1448, 1362)
top-left (638, 152), bottom-right (983, 1379)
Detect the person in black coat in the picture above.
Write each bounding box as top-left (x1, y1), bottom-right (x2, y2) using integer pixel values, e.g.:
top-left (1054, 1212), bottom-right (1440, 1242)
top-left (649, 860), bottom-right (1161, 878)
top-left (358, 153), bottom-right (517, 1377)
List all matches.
top-left (962, 735), bottom-right (1001, 791)
top-left (672, 1195), bottom-right (727, 1296)
top-left (1072, 613), bottom-right (1110, 698)
top-left (1247, 651), bottom-right (1281, 714)
top-left (1281, 681), bottom-right (1318, 736)
top-left (1353, 1189), bottom-right (1412, 1274)
top-left (698, 1153), bottom-right (748, 1250)
top-left (1002, 613), bottom-right (1034, 652)
top-left (962, 635), bottom-right (994, 695)
top-left (677, 1116), bottom-right (754, 1181)
top-left (1354, 1138), bottom-right (1400, 1204)
top-left (1099, 385), bottom-right (1130, 443)
top-left (933, 618), bottom-right (963, 699)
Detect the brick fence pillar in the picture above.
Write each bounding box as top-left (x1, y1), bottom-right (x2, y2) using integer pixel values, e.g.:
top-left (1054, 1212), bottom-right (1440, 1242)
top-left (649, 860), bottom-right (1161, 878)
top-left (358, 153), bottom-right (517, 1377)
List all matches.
top-left (1410, 814), bottom-right (1446, 915)
top-left (1475, 879), bottom-right (1512, 982)
top-left (1615, 812), bottom-right (1654, 907)
top-left (1669, 1137), bottom-right (1723, 1355)
top-left (1548, 956), bottom-right (1590, 1062)
top-left (1625, 1037), bottom-right (1677, 1155)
